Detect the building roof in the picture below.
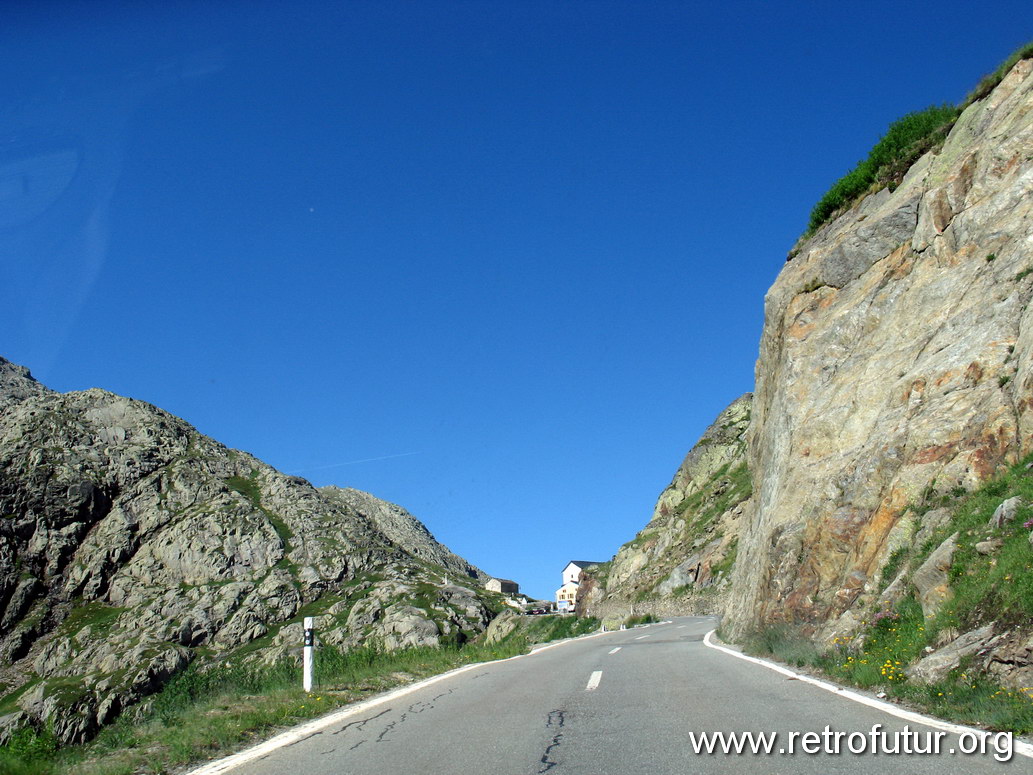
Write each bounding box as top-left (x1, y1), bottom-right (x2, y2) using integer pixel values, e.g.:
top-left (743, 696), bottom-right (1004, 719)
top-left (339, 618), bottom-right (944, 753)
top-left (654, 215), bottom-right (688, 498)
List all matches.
top-left (565, 560), bottom-right (605, 569)
top-left (490, 578), bottom-right (518, 585)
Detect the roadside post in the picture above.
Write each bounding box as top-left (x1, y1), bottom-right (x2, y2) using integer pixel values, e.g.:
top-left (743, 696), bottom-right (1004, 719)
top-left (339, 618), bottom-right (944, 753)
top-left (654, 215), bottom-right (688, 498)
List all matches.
top-left (303, 617), bottom-right (315, 692)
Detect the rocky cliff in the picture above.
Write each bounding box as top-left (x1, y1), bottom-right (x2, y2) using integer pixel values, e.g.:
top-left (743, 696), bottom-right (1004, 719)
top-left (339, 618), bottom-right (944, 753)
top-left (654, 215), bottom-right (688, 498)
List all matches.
top-left (0, 357), bottom-right (497, 744)
top-left (725, 57), bottom-right (1033, 640)
top-left (578, 394), bottom-right (752, 620)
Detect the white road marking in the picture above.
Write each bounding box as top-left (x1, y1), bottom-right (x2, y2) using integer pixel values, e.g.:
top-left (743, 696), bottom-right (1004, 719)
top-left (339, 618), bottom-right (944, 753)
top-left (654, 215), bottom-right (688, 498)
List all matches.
top-left (677, 625), bottom-right (687, 629)
top-left (586, 670), bottom-right (603, 691)
top-left (634, 634), bottom-right (650, 640)
top-left (701, 630), bottom-right (1033, 760)
top-left (608, 647), bottom-right (621, 654)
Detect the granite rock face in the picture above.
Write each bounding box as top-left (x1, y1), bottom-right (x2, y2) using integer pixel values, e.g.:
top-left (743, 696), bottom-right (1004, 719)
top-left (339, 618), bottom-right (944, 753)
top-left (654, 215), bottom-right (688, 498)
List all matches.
top-left (0, 358), bottom-right (494, 744)
top-left (725, 59), bottom-right (1033, 639)
top-left (579, 395), bottom-right (752, 620)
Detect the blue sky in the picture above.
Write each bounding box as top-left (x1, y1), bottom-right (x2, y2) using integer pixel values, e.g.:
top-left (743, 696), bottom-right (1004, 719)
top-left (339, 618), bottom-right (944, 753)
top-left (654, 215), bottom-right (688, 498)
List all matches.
top-left (3, 1), bottom-right (1030, 600)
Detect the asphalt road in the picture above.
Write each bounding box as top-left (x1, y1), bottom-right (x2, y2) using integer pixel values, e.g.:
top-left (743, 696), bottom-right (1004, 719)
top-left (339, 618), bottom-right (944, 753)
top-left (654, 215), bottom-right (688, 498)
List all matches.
top-left (223, 617), bottom-right (1029, 774)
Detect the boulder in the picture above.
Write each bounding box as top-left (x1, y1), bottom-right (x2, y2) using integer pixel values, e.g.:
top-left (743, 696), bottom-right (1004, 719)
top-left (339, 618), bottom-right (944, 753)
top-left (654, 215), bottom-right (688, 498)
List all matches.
top-left (908, 623), bottom-right (996, 684)
top-left (985, 630), bottom-right (1033, 689)
top-left (974, 538), bottom-right (1003, 555)
top-left (484, 610), bottom-right (520, 644)
top-left (912, 533), bottom-right (958, 618)
top-left (990, 497), bottom-right (1023, 529)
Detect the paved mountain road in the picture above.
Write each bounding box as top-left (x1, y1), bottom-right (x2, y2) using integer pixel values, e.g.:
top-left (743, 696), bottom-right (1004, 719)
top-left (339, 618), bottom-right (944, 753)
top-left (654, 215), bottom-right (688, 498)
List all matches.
top-left (222, 617), bottom-right (1027, 774)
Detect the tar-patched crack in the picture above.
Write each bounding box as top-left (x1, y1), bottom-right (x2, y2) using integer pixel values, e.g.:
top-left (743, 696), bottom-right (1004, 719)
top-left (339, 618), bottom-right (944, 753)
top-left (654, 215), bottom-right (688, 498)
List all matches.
top-left (538, 709), bottom-right (566, 773)
top-left (282, 730), bottom-right (323, 748)
top-left (319, 686), bottom-right (456, 755)
top-left (331, 708), bottom-right (391, 736)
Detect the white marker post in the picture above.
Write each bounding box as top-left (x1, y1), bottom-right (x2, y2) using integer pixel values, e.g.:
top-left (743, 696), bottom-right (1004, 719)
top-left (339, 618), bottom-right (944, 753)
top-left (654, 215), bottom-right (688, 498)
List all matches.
top-left (303, 617), bottom-right (315, 693)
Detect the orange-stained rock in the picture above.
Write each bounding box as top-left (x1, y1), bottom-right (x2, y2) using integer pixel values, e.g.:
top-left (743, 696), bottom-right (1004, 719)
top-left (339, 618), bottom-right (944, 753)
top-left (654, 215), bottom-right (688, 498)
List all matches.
top-left (725, 58), bottom-right (1033, 640)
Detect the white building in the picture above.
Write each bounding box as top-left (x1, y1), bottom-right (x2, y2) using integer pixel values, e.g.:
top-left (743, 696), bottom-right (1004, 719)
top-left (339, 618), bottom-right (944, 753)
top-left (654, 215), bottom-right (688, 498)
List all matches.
top-left (485, 578), bottom-right (519, 594)
top-left (555, 560), bottom-right (604, 611)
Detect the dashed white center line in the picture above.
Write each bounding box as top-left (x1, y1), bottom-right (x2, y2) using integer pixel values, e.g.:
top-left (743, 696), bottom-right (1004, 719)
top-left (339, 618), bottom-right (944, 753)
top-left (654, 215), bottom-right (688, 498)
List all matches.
top-left (586, 671), bottom-right (603, 691)
top-left (677, 625), bottom-right (687, 629)
top-left (634, 634), bottom-right (650, 640)
top-left (608, 647), bottom-right (621, 655)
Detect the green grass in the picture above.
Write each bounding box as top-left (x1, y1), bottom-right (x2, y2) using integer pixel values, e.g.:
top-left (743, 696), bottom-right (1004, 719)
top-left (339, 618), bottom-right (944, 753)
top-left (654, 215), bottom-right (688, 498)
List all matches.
top-left (963, 41), bottom-right (1033, 106)
top-left (742, 622), bottom-right (820, 668)
top-left (225, 476), bottom-right (261, 507)
top-left (879, 546), bottom-right (909, 590)
top-left (625, 613), bottom-right (658, 627)
top-left (805, 40), bottom-right (1033, 236)
top-left (58, 603), bottom-right (126, 637)
top-left (888, 453), bottom-right (1033, 632)
top-left (807, 104), bottom-right (960, 234)
top-left (517, 614), bottom-right (600, 644)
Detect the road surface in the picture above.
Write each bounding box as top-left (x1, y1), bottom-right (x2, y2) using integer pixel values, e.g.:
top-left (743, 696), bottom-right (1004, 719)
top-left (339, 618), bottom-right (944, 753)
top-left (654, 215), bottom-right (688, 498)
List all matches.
top-left (218, 616), bottom-right (1028, 774)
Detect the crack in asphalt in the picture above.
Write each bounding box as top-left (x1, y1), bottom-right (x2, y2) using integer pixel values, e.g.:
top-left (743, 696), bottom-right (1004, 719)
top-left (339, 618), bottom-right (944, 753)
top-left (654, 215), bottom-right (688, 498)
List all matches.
top-left (376, 720), bottom-right (397, 743)
top-left (331, 708), bottom-right (392, 736)
top-left (348, 687), bottom-right (459, 745)
top-left (283, 730), bottom-right (323, 748)
top-left (320, 685), bottom-right (460, 753)
top-left (538, 709), bottom-right (567, 773)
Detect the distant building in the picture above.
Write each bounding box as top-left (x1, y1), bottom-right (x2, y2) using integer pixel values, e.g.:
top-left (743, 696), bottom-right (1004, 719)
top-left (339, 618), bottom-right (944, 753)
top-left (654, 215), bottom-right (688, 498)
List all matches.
top-left (555, 560), bottom-right (604, 611)
top-left (486, 578), bottom-right (519, 594)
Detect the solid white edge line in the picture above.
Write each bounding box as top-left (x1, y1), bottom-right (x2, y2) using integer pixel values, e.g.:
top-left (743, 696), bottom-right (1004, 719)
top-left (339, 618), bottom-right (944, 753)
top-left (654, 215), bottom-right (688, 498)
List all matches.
top-left (586, 670), bottom-right (603, 691)
top-left (186, 628), bottom-right (618, 775)
top-left (702, 629), bottom-right (1033, 760)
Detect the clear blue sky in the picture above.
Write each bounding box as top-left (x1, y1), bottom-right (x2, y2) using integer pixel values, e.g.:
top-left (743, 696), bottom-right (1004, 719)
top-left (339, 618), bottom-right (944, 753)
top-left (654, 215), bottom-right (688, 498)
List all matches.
top-left (3, 1), bottom-right (1029, 599)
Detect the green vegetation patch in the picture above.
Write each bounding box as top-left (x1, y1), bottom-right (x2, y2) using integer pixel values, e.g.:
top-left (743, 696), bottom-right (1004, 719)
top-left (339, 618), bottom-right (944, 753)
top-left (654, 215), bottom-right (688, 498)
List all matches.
top-left (892, 453), bottom-right (1033, 631)
top-left (59, 602), bottom-right (126, 637)
top-left (515, 614), bottom-right (600, 644)
top-left (0, 677), bottom-right (41, 716)
top-left (963, 41), bottom-right (1033, 106)
top-left (807, 104), bottom-right (960, 234)
top-left (225, 476), bottom-right (262, 508)
top-left (625, 613), bottom-right (658, 627)
top-left (804, 40), bottom-right (1033, 237)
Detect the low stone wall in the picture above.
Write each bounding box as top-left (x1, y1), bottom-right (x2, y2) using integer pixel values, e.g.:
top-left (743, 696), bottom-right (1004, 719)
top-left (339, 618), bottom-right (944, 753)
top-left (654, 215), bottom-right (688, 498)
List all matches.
top-left (591, 592), bottom-right (725, 628)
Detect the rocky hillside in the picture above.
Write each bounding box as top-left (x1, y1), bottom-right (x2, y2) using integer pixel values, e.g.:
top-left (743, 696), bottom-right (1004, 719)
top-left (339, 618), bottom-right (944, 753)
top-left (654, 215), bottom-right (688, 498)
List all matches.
top-left (578, 394), bottom-right (751, 620)
top-left (320, 487), bottom-right (486, 583)
top-left (0, 357), bottom-right (498, 745)
top-left (725, 56), bottom-right (1033, 642)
